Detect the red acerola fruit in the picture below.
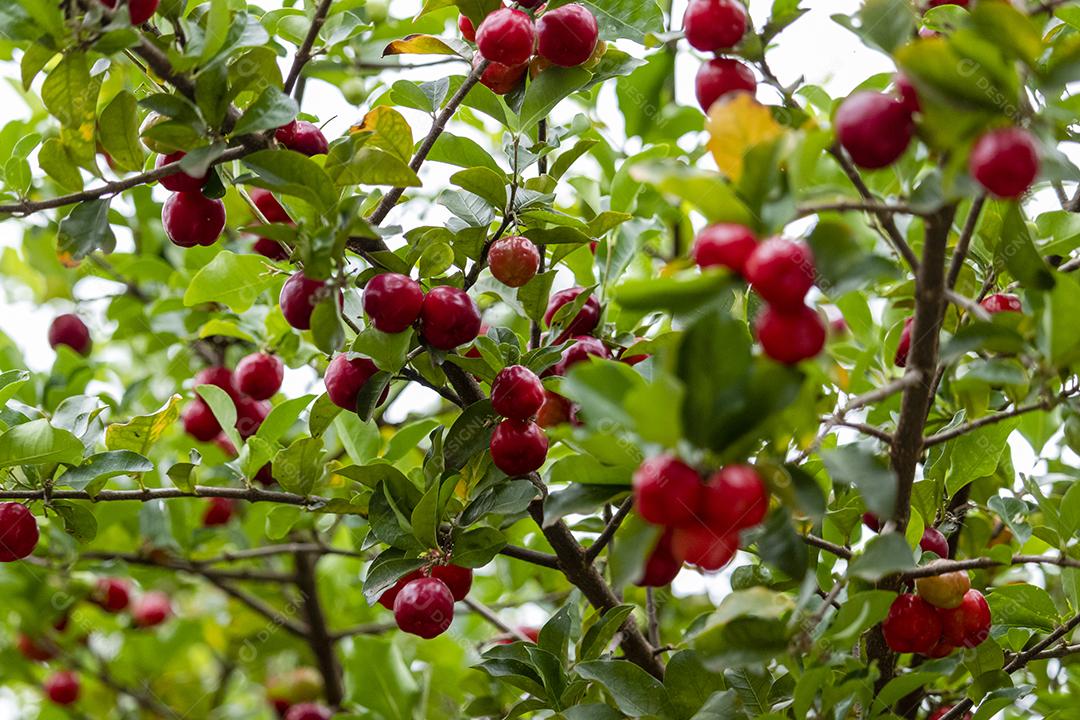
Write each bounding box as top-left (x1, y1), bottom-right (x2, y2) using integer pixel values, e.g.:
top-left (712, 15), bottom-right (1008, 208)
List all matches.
top-left (378, 570), bottom-right (424, 610)
top-left (156, 151), bottom-right (207, 193)
top-left (939, 589), bottom-right (991, 648)
top-left (275, 121), bottom-right (329, 157)
top-left (669, 522), bottom-right (738, 571)
top-left (863, 512), bottom-right (882, 532)
top-left (44, 671), bottom-right (80, 706)
top-left (459, 13), bottom-right (478, 42)
top-left (895, 316), bottom-right (914, 368)
top-left (894, 73), bottom-right (920, 114)
top-left (489, 235), bottom-right (541, 287)
top-left (235, 353), bottom-right (284, 401)
top-left (683, 0), bottom-right (747, 52)
top-left (882, 594), bottom-right (943, 654)
top-left (476, 8), bottom-right (536, 67)
top-left (17, 633), bottom-right (55, 662)
top-left (280, 273), bottom-right (339, 331)
top-left (163, 191), bottom-right (225, 248)
top-left (692, 223), bottom-right (758, 276)
top-left (633, 456), bottom-right (702, 527)
top-left (419, 286), bottom-right (483, 350)
top-left (549, 336), bottom-right (611, 376)
top-left (253, 237), bottom-right (290, 261)
top-left (324, 354), bottom-right (389, 411)
top-left (94, 577), bottom-right (131, 613)
top-left (490, 419), bottom-right (549, 475)
top-left (969, 128), bottom-right (1039, 199)
top-left (195, 366), bottom-right (239, 399)
top-left (394, 577), bottom-right (455, 639)
top-left (132, 591), bottom-right (172, 628)
top-left (254, 463), bottom-right (274, 487)
top-left (544, 287), bottom-right (601, 343)
top-left (183, 399), bottom-right (221, 442)
top-left (701, 465), bottom-right (768, 532)
top-left (474, 54), bottom-right (528, 95)
top-left (536, 390), bottom-right (573, 428)
top-left (0, 503), bottom-right (38, 562)
top-left (100, 0), bottom-right (159, 24)
top-left (48, 314), bottom-right (92, 356)
top-left (696, 58), bottom-right (756, 113)
top-left (536, 4), bottom-right (599, 68)
top-left (980, 293), bottom-right (1022, 314)
top-left (203, 497), bottom-right (235, 527)
top-left (235, 396), bottom-right (270, 439)
top-left (835, 92), bottom-right (914, 169)
top-left (431, 564), bottom-right (473, 601)
top-left (754, 304), bottom-right (826, 365)
top-left (491, 365), bottom-right (546, 420)
top-left (927, 0), bottom-right (969, 6)
top-left (635, 530), bottom-right (682, 587)
top-left (744, 238), bottom-right (816, 310)
top-left (249, 187), bottom-right (292, 224)
top-left (920, 526), bottom-right (950, 558)
top-left (363, 273), bottom-right (425, 334)
top-left (929, 707), bottom-right (972, 720)
top-left (284, 703), bottom-right (333, 720)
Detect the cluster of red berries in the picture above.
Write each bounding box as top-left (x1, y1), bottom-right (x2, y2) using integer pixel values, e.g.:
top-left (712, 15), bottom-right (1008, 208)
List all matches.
top-left (460, 3), bottom-right (601, 96)
top-left (895, 293), bottom-right (1021, 367)
top-left (683, 0), bottom-right (756, 113)
top-left (633, 457), bottom-right (768, 583)
top-left (490, 365), bottom-right (549, 475)
top-left (884, 585), bottom-right (991, 658)
top-left (377, 563), bottom-right (474, 639)
top-left (47, 314), bottom-right (93, 357)
top-left (693, 225), bottom-right (824, 365)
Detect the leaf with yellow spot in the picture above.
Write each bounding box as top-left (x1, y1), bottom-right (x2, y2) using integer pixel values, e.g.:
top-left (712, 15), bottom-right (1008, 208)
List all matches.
top-left (706, 93), bottom-right (784, 182)
top-left (106, 394), bottom-right (182, 456)
top-left (354, 106), bottom-right (414, 163)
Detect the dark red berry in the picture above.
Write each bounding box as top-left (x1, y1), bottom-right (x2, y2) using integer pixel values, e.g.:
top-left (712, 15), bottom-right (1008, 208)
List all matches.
top-left (894, 73), bottom-right (920, 113)
top-left (183, 399), bottom-right (221, 442)
top-left (669, 521), bottom-right (738, 571)
top-left (754, 305), bottom-right (826, 365)
top-left (156, 151), bottom-right (207, 192)
top-left (550, 336), bottom-right (611, 376)
top-left (459, 13), bottom-right (478, 41)
top-left (0, 503), bottom-right (38, 562)
top-left (235, 396), bottom-right (270, 438)
top-left (683, 0), bottom-right (747, 52)
top-left (696, 58), bottom-right (756, 113)
top-left (489, 419), bottom-right (549, 475)
top-left (882, 594), bottom-right (942, 654)
top-left (431, 564), bottom-right (473, 601)
top-left (633, 456), bottom-right (701, 527)
top-left (363, 273), bottom-right (425, 334)
top-left (744, 238), bottom-right (815, 310)
top-left (475, 54), bottom-right (528, 95)
top-left (284, 704), bottom-right (333, 720)
top-left (980, 293), bottom-right (1022, 314)
top-left (18, 634), bottom-right (55, 662)
top-left (378, 570), bottom-right (424, 610)
top-left (249, 187), bottom-right (292, 224)
top-left (163, 191), bottom-right (225, 248)
top-left (324, 354), bottom-right (389, 411)
top-left (394, 577), bottom-right (455, 639)
top-left (203, 497), bottom-right (235, 527)
top-left (476, 8), bottom-right (536, 67)
top-left (48, 314), bottom-right (92, 356)
top-left (895, 316), bottom-right (914, 368)
top-left (44, 671), bottom-right (80, 706)
top-left (132, 591), bottom-right (172, 628)
top-left (835, 92), bottom-right (914, 169)
top-left (94, 577), bottom-right (131, 613)
top-left (920, 526), bottom-right (949, 558)
top-left (489, 236), bottom-right (541, 287)
top-left (195, 366), bottom-right (239, 400)
top-left (235, 352), bottom-right (284, 401)
top-left (863, 512), bottom-right (882, 532)
top-left (419, 286), bottom-right (483, 350)
top-left (635, 530), bottom-right (682, 587)
top-left (280, 272), bottom-right (339, 331)
top-left (275, 121), bottom-right (329, 157)
top-left (544, 287), bottom-right (601, 343)
top-left (253, 237), bottom-right (290, 261)
top-left (100, 0), bottom-right (159, 24)
top-left (939, 589), bottom-right (991, 648)
top-left (929, 707), bottom-right (972, 720)
top-left (693, 223), bottom-right (758, 275)
top-left (254, 463), bottom-right (275, 487)
top-left (491, 365), bottom-right (545, 420)
top-left (701, 465), bottom-right (768, 532)
top-left (536, 4), bottom-right (599, 68)
top-left (969, 128), bottom-right (1039, 199)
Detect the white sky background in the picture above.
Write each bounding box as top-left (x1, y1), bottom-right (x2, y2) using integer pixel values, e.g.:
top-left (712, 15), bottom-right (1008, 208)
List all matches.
top-left (0, 0), bottom-right (1062, 715)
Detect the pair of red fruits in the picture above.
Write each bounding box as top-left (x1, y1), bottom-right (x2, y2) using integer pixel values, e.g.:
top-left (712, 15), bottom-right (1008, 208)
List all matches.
top-left (694, 225), bottom-right (825, 365)
top-left (683, 0), bottom-right (758, 113)
top-left (182, 357), bottom-right (283, 442)
top-left (378, 564), bottom-right (474, 639)
top-left (883, 587), bottom-right (991, 658)
top-left (633, 456), bottom-right (769, 582)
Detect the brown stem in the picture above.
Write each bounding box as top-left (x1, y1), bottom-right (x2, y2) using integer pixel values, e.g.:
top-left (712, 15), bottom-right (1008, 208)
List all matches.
top-left (0, 485), bottom-right (329, 506)
top-left (584, 496), bottom-right (633, 561)
top-left (294, 549), bottom-right (344, 707)
top-left (203, 575), bottom-right (309, 637)
top-left (284, 0), bottom-right (335, 95)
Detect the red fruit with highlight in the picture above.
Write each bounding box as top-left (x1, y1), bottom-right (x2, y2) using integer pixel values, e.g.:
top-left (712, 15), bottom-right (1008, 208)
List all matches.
top-left (431, 564), bottom-right (473, 601)
top-left (48, 314), bottom-right (92, 356)
top-left (489, 235), bottom-right (541, 287)
top-left (275, 121), bottom-right (329, 157)
top-left (702, 465), bottom-right (768, 532)
top-left (394, 577), bottom-right (455, 639)
top-left (163, 191), bottom-right (225, 248)
top-left (253, 237), bottom-right (290, 261)
top-left (476, 8), bottom-right (536, 67)
top-left (920, 526), bottom-right (950, 558)
top-left (490, 419), bottom-right (549, 475)
top-left (939, 589), bottom-right (991, 648)
top-left (378, 570), bottom-right (424, 610)
top-left (363, 273), bottom-right (425, 334)
top-left (696, 58), bottom-right (756, 113)
top-left (633, 456), bottom-right (702, 527)
top-left (280, 273), bottom-right (339, 331)
top-left (550, 336), bottom-right (611, 376)
top-left (459, 13), bottom-right (478, 41)
top-left (544, 287), bottom-right (601, 343)
top-left (895, 316), bottom-right (914, 367)
top-left (235, 353), bottom-right (284, 401)
top-left (744, 238), bottom-right (815, 310)
top-left (683, 0), bottom-right (747, 52)
top-left (693, 223), bottom-right (758, 275)
top-left (491, 365), bottom-right (546, 420)
top-left (100, 0), bottom-right (159, 24)
top-left (536, 4), bottom-right (599, 68)
top-left (420, 286), bottom-right (483, 350)
top-left (203, 497), bottom-right (235, 527)
top-left (157, 152), bottom-right (207, 192)
top-left (44, 671), bottom-right (80, 706)
top-left (670, 522), bottom-right (738, 571)
top-left (474, 54), bottom-right (528, 95)
top-left (894, 74), bottom-right (920, 113)
top-left (755, 305), bottom-right (826, 365)
top-left (183, 399), bottom-right (221, 442)
top-left (250, 187), bottom-right (292, 224)
top-left (635, 530), bottom-right (682, 587)
top-left (836, 92), bottom-right (914, 169)
top-left (882, 594), bottom-right (942, 655)
top-left (324, 354), bottom-right (389, 411)
top-left (235, 396), bottom-right (270, 439)
top-left (94, 577), bottom-right (131, 613)
top-left (980, 293), bottom-right (1022, 314)
top-left (969, 128), bottom-right (1039, 199)
top-left (132, 591), bottom-right (172, 628)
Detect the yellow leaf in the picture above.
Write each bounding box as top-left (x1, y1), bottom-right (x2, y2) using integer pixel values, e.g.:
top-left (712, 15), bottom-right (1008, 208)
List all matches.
top-left (383, 34), bottom-right (460, 57)
top-left (706, 93), bottom-right (784, 182)
top-left (352, 106), bottom-right (414, 164)
top-left (105, 394), bottom-right (182, 455)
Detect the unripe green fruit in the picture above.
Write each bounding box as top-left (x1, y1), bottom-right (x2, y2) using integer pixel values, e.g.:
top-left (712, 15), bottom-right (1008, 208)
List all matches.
top-left (341, 78), bottom-right (369, 105)
top-left (915, 567), bottom-right (971, 609)
top-left (366, 0), bottom-right (388, 22)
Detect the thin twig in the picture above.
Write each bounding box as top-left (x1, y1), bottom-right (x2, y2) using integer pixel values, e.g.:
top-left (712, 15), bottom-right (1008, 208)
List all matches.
top-left (585, 497), bottom-right (634, 562)
top-left (464, 597), bottom-right (534, 642)
top-left (284, 0), bottom-right (335, 95)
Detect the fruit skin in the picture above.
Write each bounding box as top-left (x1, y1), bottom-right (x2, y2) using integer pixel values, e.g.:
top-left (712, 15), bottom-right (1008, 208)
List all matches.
top-left (394, 577), bottom-right (455, 639)
top-left (195, 366), bottom-right (239, 400)
top-left (132, 591), bottom-right (172, 628)
top-left (100, 0), bottom-right (159, 24)
top-left (474, 54), bottom-right (528, 95)
top-left (536, 390), bottom-right (573, 428)
top-left (670, 522), bottom-right (738, 570)
top-left (894, 73), bottom-right (920, 113)
top-left (163, 191), bottom-right (226, 248)
top-left (915, 567), bottom-right (972, 610)
top-left (280, 273), bottom-right (339, 331)
top-left (696, 58), bottom-right (756, 113)
top-left (920, 526), bottom-right (950, 558)
top-left (284, 703), bottom-right (333, 720)
top-left (895, 317), bottom-right (914, 367)
top-left (202, 497), bottom-right (235, 527)
top-left (18, 633), bottom-right (56, 662)
top-left (459, 13), bottom-right (478, 41)
top-left (489, 235), bottom-right (541, 287)
top-left (183, 399), bottom-right (221, 442)
top-left (235, 352), bottom-right (284, 401)
top-left (755, 305), bottom-right (826, 365)
top-left (939, 589), bottom-right (991, 648)
top-left (253, 237), bottom-right (290, 261)
top-left (94, 577), bottom-right (131, 613)
top-left (863, 512), bottom-right (882, 532)
top-left (476, 8), bottom-right (536, 67)
top-left (980, 293), bottom-right (1022, 314)
top-left (835, 92), bottom-right (915, 169)
top-left (378, 570), bottom-right (424, 610)
top-left (536, 4), bottom-right (599, 68)
top-left (929, 707), bottom-right (972, 720)
top-left (882, 594), bottom-right (943, 655)
top-left (490, 419), bottom-right (549, 475)
top-left (635, 530), bottom-right (682, 587)
top-left (431, 564), bottom-right (473, 601)
top-left (544, 287), bottom-right (601, 343)
top-left (275, 121), bottom-right (329, 157)
top-left (491, 365), bottom-right (546, 420)
top-left (633, 456), bottom-right (702, 527)
top-left (419, 286), bottom-right (483, 350)
top-left (702, 465), bottom-right (768, 532)
top-left (250, 187), bottom-right (292, 224)
top-left (235, 396), bottom-right (270, 439)
top-left (48, 314), bottom-right (92, 356)
top-left (44, 671), bottom-right (80, 706)
top-left (324, 354), bottom-right (389, 411)
top-left (156, 151), bottom-right (207, 192)
top-left (363, 273), bottom-right (425, 334)
top-left (693, 223), bottom-right (758, 275)
top-left (744, 238), bottom-right (816, 310)
top-left (969, 128), bottom-right (1039, 198)
top-left (928, 0), bottom-right (969, 7)
top-left (549, 336), bottom-right (611, 376)
top-left (0, 503), bottom-right (39, 562)
top-left (683, 0), bottom-right (747, 52)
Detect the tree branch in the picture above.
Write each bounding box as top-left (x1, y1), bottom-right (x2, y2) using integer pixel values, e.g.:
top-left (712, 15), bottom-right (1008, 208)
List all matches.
top-left (795, 200), bottom-right (926, 219)
top-left (202, 575), bottom-right (310, 637)
top-left (294, 548), bottom-right (344, 708)
top-left (284, 0), bottom-right (335, 95)
top-left (464, 597), bottom-right (534, 642)
top-left (499, 544), bottom-right (560, 569)
top-left (74, 551), bottom-right (296, 583)
top-left (584, 496), bottom-right (633, 562)
top-left (923, 394), bottom-right (1065, 447)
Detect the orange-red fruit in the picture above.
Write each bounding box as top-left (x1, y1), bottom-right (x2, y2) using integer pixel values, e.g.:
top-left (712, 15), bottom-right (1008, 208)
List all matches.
top-left (476, 8), bottom-right (536, 67)
top-left (701, 465), bottom-right (768, 532)
top-left (394, 577), bottom-right (455, 639)
top-left (491, 365), bottom-right (546, 420)
top-left (0, 502), bottom-right (39, 562)
top-left (163, 191), bottom-right (225, 248)
top-left (882, 594), bottom-right (942, 655)
top-left (635, 530), bottom-right (682, 587)
top-left (94, 577), bottom-right (131, 613)
top-left (419, 286), bottom-right (483, 350)
top-left (132, 591), bottom-right (172, 628)
top-left (835, 92), bottom-right (914, 169)
top-left (693, 223), bottom-right (758, 275)
top-left (754, 305), bottom-right (826, 365)
top-left (474, 54), bottom-right (528, 95)
top-left (235, 352), bottom-right (284, 400)
top-left (669, 522), bottom-right (738, 571)
top-left (683, 0), bottom-right (747, 52)
top-left (744, 238), bottom-right (815, 310)
top-left (536, 390), bottom-right (573, 428)
top-left (695, 58), bottom-right (756, 113)
top-left (44, 671), bottom-right (80, 706)
top-left (48, 314), bottom-right (92, 356)
top-left (363, 273), bottom-right (425, 334)
top-left (324, 354), bottom-right (388, 411)
top-left (939, 589), bottom-right (991, 648)
top-left (536, 3), bottom-right (599, 68)
top-left (490, 419), bottom-right (549, 475)
top-left (202, 497), bottom-right (235, 527)
top-left (980, 293), bottom-right (1022, 314)
top-left (915, 568), bottom-right (971, 610)
top-left (632, 456), bottom-right (702, 527)
top-left (489, 235), bottom-right (541, 287)
top-left (969, 128), bottom-right (1039, 199)
top-left (431, 564), bottom-right (473, 601)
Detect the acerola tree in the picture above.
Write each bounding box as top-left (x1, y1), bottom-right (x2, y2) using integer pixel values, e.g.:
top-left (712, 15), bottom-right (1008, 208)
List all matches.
top-left (0, 0), bottom-right (1078, 718)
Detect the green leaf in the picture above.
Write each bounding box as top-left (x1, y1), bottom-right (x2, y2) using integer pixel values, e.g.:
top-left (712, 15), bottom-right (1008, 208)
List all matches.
top-left (548, 0), bottom-right (663, 44)
top-left (451, 167), bottom-right (508, 210)
top-left (821, 445), bottom-right (897, 519)
top-left (997, 203), bottom-right (1054, 291)
top-left (41, 52), bottom-right (98, 131)
top-left (40, 139), bottom-right (84, 193)
top-left (243, 149), bottom-right (339, 211)
top-left (444, 400), bottom-right (499, 473)
top-left (450, 526), bottom-right (506, 567)
top-left (106, 395), bottom-right (183, 455)
top-left (615, 271), bottom-right (736, 315)
top-left (0, 419), bottom-right (85, 468)
top-left (272, 437), bottom-right (326, 496)
top-left (428, 133), bottom-right (503, 174)
top-left (231, 87), bottom-right (299, 137)
top-left (58, 200), bottom-right (115, 260)
top-left (51, 501), bottom-right (98, 543)
top-left (184, 251), bottom-right (274, 313)
top-left (256, 395), bottom-right (315, 445)
top-left (196, 384), bottom-right (241, 449)
top-left (576, 660), bottom-right (673, 717)
top-left (362, 552), bottom-right (427, 604)
top-left (58, 451), bottom-right (153, 492)
top-left (985, 584), bottom-right (1058, 632)
top-left (98, 91), bottom-right (144, 172)
top-left (849, 533), bottom-right (916, 581)
top-left (579, 605), bottom-right (635, 662)
top-left (518, 66), bottom-right (592, 130)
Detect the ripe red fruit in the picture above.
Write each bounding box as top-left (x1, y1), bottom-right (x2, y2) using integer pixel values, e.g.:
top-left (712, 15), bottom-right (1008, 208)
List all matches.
top-left (669, 522), bottom-right (738, 570)
top-left (44, 671), bottom-right (80, 706)
top-left (253, 237), bottom-right (290, 261)
top-left (476, 8), bottom-right (536, 67)
top-left (203, 497), bottom-right (235, 527)
top-left (94, 577), bottom-right (131, 613)
top-left (0, 502), bottom-right (39, 562)
top-left (324, 354), bottom-right (389, 411)
top-left (156, 151), bottom-right (207, 192)
top-left (929, 707), bottom-right (972, 720)
top-left (275, 121), bottom-right (329, 157)
top-left (863, 512), bottom-right (882, 532)
top-left (474, 54), bottom-right (528, 95)
top-left (536, 390), bottom-right (573, 428)
top-left (195, 366), bottom-right (239, 399)
top-left (163, 191), bottom-right (225, 248)
top-left (48, 314), bottom-right (92, 356)
top-left (916, 568), bottom-right (971, 610)
top-left (132, 591), bottom-right (172, 628)
top-left (835, 92), bottom-right (914, 169)
top-left (693, 223), bottom-right (758, 275)
top-left (183, 399), bottom-right (221, 442)
top-left (419, 286), bottom-right (483, 350)
top-left (895, 316), bottom-right (914, 367)
top-left (683, 0), bottom-right (747, 52)
top-left (550, 336), bottom-right (611, 376)
top-left (431, 564), bottom-right (473, 601)
top-left (280, 272), bottom-right (339, 331)
top-left (235, 396), bottom-right (270, 439)
top-left (925, 639), bottom-right (955, 659)
top-left (939, 589), bottom-right (991, 648)
top-left (928, 0), bottom-right (969, 6)
top-left (284, 703), bottom-right (333, 720)
top-left (536, 4), bottom-right (599, 67)
top-left (518, 0), bottom-right (543, 6)
top-left (363, 273), bottom-right (425, 334)
top-left (980, 293), bottom-right (1022, 314)
top-left (378, 570), bottom-right (424, 610)
top-left (491, 365), bottom-right (546, 420)
top-left (633, 456), bottom-right (702, 527)
top-left (920, 526), bottom-right (950, 558)
top-left (235, 352), bottom-right (284, 400)
top-left (744, 238), bottom-right (816, 310)
top-left (17, 633), bottom-right (55, 662)
top-left (254, 463), bottom-right (274, 487)
top-left (894, 73), bottom-right (920, 113)
top-left (100, 0), bottom-right (159, 24)
top-left (701, 465), bottom-right (768, 532)
top-left (544, 287), bottom-right (601, 343)
top-left (490, 419), bottom-right (549, 475)
top-left (249, 187), bottom-right (292, 224)
top-left (695, 58), bottom-right (756, 113)
top-left (754, 304), bottom-right (826, 365)
top-left (635, 530), bottom-right (682, 587)
top-left (394, 577), bottom-right (455, 639)
top-left (882, 594), bottom-right (943, 655)
top-left (459, 13), bottom-right (478, 42)
top-left (489, 235), bottom-right (541, 287)
top-left (969, 128), bottom-right (1039, 198)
